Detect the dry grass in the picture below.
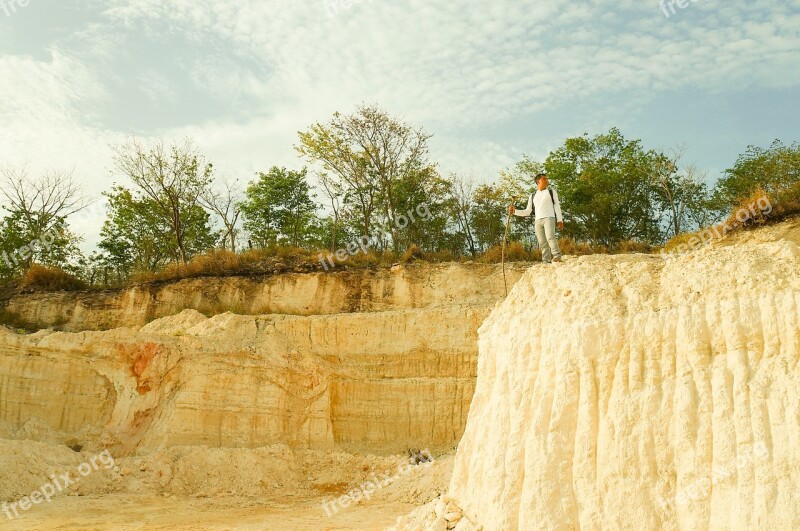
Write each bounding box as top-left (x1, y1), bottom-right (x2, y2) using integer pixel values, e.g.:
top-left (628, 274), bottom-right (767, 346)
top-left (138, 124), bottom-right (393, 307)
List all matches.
top-left (341, 249), bottom-right (395, 268)
top-left (102, 194), bottom-right (800, 289)
top-left (400, 244), bottom-right (423, 263)
top-left (479, 241), bottom-right (540, 263)
top-left (133, 247), bottom-right (323, 283)
top-left (663, 186), bottom-right (800, 253)
top-left (19, 264), bottom-right (86, 292)
top-left (616, 240), bottom-right (653, 254)
top-left (420, 249), bottom-right (459, 263)
top-left (662, 232), bottom-right (698, 253)
top-left (558, 237), bottom-right (602, 256)
top-left (721, 188), bottom-right (772, 231)
top-left (131, 245), bottom-right (406, 284)
top-left (477, 238), bottom-right (650, 263)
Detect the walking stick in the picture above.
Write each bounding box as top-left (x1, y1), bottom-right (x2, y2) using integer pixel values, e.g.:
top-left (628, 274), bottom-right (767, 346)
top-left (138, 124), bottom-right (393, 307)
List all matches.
top-left (502, 196), bottom-right (516, 297)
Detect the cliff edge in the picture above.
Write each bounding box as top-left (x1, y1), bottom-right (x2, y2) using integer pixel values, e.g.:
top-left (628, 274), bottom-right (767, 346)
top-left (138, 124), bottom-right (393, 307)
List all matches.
top-left (444, 220), bottom-right (800, 529)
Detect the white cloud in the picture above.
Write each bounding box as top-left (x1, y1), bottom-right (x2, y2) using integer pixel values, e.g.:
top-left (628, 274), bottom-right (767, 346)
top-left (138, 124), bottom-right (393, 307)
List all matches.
top-left (0, 0), bottom-right (798, 252)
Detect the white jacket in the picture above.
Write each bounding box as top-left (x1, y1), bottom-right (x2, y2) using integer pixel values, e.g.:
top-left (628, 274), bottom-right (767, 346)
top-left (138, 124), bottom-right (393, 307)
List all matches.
top-left (513, 188), bottom-right (563, 223)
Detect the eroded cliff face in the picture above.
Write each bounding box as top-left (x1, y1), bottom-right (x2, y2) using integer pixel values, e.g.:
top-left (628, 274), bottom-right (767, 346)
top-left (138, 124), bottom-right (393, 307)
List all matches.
top-left (0, 262), bottom-right (526, 457)
top-left (4, 263), bottom-right (520, 331)
top-left (448, 232), bottom-right (800, 529)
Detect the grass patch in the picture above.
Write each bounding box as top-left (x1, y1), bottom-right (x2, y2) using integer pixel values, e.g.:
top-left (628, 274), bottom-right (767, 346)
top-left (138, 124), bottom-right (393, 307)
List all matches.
top-left (400, 244), bottom-right (423, 263)
top-left (476, 238), bottom-right (649, 264)
top-left (478, 241), bottom-right (541, 263)
top-left (131, 243), bottom-right (470, 286)
top-left (19, 264), bottom-right (86, 292)
top-left (559, 237), bottom-right (603, 256)
top-left (616, 240), bottom-right (653, 254)
top-left (663, 186), bottom-right (800, 253)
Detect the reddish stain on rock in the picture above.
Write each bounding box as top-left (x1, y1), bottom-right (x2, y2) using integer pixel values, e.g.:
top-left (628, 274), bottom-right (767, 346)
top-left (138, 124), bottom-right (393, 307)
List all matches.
top-left (117, 342), bottom-right (161, 394)
top-left (132, 408), bottom-right (156, 428)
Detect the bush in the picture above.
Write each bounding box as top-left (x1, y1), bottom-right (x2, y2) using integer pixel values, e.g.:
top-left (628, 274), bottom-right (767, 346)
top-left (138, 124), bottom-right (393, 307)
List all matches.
top-left (616, 240), bottom-right (652, 254)
top-left (19, 264), bottom-right (85, 292)
top-left (134, 249), bottom-right (247, 283)
top-left (766, 181), bottom-right (800, 221)
top-left (400, 244), bottom-right (423, 263)
top-left (662, 231), bottom-right (698, 253)
top-left (133, 247), bottom-right (327, 283)
top-left (479, 241), bottom-right (536, 263)
top-left (722, 188), bottom-right (771, 231)
top-left (345, 248), bottom-right (392, 268)
top-left (421, 249), bottom-right (459, 263)
top-left (662, 186), bottom-right (800, 254)
top-left (558, 237), bottom-right (600, 256)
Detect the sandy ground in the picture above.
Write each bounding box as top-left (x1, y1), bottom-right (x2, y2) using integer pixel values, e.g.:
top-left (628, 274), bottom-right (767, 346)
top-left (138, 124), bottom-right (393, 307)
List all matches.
top-left (3, 495), bottom-right (416, 530)
top-left (0, 439), bottom-right (453, 531)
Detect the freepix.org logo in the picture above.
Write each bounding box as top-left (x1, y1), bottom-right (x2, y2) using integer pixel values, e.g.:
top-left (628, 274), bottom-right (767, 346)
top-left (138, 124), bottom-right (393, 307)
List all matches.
top-left (0, 226), bottom-right (65, 271)
top-left (2, 449), bottom-right (115, 521)
top-left (660, 0), bottom-right (709, 18)
top-left (1, 0), bottom-right (30, 17)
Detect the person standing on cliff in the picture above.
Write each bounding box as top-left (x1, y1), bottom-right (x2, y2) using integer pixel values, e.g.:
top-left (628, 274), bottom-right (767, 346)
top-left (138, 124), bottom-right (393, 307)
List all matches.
top-left (508, 173), bottom-right (564, 263)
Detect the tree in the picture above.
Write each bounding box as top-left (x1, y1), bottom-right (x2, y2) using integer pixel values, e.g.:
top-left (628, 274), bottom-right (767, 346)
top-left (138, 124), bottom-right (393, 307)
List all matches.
top-left (0, 166), bottom-right (86, 274)
top-left (200, 177), bottom-right (243, 252)
top-left (500, 155), bottom-right (544, 195)
top-left (470, 183), bottom-right (507, 251)
top-left (448, 174), bottom-right (478, 256)
top-left (98, 187), bottom-right (169, 278)
top-left (712, 140), bottom-right (800, 211)
top-left (112, 138), bottom-right (214, 264)
top-left (297, 120), bottom-right (377, 240)
top-left (390, 166), bottom-right (455, 253)
top-left (315, 171), bottom-right (344, 251)
top-left (0, 212), bottom-right (81, 279)
top-left (240, 167), bottom-right (318, 248)
top-left (98, 186), bottom-right (216, 279)
top-left (546, 128), bottom-right (664, 246)
top-left (650, 147), bottom-right (714, 238)
top-left (297, 104), bottom-right (435, 250)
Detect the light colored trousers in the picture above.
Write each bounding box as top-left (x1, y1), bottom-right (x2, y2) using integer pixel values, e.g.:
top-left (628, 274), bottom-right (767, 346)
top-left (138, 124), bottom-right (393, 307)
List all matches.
top-left (535, 217), bottom-right (561, 263)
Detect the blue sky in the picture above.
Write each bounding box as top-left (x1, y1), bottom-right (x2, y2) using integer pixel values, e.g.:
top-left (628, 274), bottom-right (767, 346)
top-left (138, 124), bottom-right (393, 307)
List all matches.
top-left (1, 0), bottom-right (798, 249)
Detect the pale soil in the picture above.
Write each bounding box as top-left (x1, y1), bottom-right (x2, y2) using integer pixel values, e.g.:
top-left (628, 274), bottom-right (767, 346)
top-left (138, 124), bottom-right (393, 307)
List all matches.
top-left (4, 495), bottom-right (414, 530)
top-left (0, 439), bottom-right (453, 531)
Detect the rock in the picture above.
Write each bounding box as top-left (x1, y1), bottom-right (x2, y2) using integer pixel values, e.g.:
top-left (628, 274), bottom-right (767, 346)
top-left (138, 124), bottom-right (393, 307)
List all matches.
top-left (434, 498), bottom-right (447, 517)
top-left (0, 264), bottom-right (523, 454)
top-left (444, 511), bottom-right (461, 522)
top-left (119, 466), bottom-right (132, 477)
top-left (449, 239), bottom-right (800, 528)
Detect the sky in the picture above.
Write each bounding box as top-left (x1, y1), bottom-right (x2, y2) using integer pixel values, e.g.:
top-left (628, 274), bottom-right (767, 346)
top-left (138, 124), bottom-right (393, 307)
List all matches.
top-left (1, 0), bottom-right (799, 251)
